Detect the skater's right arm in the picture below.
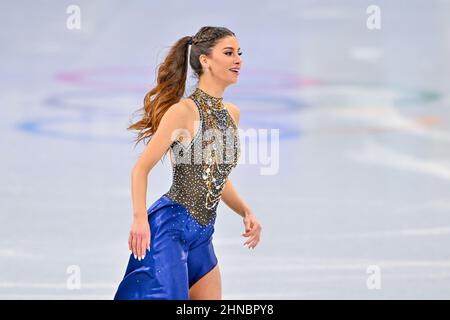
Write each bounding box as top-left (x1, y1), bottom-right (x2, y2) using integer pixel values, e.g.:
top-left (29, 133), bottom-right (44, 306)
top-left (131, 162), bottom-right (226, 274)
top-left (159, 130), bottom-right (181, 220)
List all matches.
top-left (129, 102), bottom-right (190, 260)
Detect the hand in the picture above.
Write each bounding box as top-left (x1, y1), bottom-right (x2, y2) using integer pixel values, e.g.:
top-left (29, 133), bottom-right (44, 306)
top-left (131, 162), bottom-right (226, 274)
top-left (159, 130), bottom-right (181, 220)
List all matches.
top-left (242, 209), bottom-right (262, 249)
top-left (128, 215), bottom-right (150, 261)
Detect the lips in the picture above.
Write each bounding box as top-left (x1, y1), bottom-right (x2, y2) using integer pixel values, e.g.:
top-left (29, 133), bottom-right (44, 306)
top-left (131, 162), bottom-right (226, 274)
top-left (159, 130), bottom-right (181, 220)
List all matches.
top-left (229, 67), bottom-right (240, 75)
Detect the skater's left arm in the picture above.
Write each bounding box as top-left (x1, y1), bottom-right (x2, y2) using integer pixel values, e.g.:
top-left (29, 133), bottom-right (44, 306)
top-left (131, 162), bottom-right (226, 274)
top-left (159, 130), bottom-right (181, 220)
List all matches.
top-left (222, 101), bottom-right (247, 216)
top-left (222, 102), bottom-right (262, 249)
top-left (221, 178), bottom-right (262, 249)
top-left (222, 101), bottom-right (247, 217)
top-left (221, 178), bottom-right (251, 218)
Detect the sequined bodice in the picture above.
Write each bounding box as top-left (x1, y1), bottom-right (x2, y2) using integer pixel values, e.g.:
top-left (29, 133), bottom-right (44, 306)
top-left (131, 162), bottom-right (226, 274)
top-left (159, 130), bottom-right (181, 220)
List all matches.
top-left (163, 88), bottom-right (241, 226)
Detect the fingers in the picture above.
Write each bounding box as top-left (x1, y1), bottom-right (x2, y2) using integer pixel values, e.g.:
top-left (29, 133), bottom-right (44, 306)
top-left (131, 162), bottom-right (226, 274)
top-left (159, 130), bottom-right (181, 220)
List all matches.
top-left (244, 234), bottom-right (258, 247)
top-left (130, 230), bottom-right (151, 261)
top-left (139, 235), bottom-right (146, 260)
top-left (242, 224), bottom-right (262, 249)
top-left (245, 236), bottom-right (260, 249)
top-left (131, 233), bottom-right (137, 259)
top-left (146, 230), bottom-right (151, 253)
top-left (128, 233), bottom-right (132, 252)
top-left (242, 224), bottom-right (257, 237)
top-left (242, 229), bottom-right (251, 236)
top-left (137, 234), bottom-right (144, 260)
top-left (135, 234), bottom-right (144, 261)
top-left (244, 234), bottom-right (260, 249)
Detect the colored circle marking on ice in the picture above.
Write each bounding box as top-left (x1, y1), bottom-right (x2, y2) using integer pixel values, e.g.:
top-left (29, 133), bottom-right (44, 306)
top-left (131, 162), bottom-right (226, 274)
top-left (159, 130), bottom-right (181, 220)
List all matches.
top-left (17, 67), bottom-right (312, 143)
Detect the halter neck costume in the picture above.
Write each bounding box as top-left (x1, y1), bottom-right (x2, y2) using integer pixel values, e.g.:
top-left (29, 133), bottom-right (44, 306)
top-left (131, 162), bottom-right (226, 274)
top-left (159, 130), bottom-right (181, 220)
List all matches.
top-left (114, 87), bottom-right (241, 300)
top-left (164, 87), bottom-right (241, 226)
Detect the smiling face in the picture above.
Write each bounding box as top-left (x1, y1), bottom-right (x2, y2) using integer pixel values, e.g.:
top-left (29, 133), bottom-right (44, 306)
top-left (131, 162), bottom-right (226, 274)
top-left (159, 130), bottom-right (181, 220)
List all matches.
top-left (199, 36), bottom-right (242, 85)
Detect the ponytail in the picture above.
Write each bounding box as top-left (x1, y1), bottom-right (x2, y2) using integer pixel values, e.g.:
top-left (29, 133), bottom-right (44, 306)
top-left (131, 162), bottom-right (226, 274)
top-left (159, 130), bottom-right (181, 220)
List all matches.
top-left (127, 26), bottom-right (235, 165)
top-left (127, 35), bottom-right (192, 163)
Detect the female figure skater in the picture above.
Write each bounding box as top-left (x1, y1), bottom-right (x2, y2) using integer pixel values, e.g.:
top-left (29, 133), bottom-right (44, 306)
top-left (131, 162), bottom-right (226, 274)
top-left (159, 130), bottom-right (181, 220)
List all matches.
top-left (114, 26), bottom-right (262, 300)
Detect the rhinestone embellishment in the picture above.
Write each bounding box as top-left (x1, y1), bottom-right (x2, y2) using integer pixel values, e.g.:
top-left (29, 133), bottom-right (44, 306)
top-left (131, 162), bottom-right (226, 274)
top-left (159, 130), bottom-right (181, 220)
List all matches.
top-left (163, 87), bottom-right (241, 226)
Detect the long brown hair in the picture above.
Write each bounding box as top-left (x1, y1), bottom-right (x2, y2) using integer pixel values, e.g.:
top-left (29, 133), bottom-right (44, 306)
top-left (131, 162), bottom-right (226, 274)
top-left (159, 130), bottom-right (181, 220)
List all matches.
top-left (127, 26), bottom-right (235, 162)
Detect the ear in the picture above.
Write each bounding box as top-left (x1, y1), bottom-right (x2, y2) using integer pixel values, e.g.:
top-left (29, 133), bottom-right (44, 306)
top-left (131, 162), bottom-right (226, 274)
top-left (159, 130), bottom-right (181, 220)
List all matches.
top-left (199, 54), bottom-right (208, 65)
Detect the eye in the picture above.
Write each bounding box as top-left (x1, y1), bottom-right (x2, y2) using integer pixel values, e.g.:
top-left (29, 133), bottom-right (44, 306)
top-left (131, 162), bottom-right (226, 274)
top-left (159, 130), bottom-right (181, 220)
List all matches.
top-left (225, 51), bottom-right (243, 56)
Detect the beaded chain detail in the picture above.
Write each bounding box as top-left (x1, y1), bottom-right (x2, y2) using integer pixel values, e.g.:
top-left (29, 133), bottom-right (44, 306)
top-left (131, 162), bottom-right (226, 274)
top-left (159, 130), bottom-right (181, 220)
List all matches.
top-left (163, 87), bottom-right (241, 226)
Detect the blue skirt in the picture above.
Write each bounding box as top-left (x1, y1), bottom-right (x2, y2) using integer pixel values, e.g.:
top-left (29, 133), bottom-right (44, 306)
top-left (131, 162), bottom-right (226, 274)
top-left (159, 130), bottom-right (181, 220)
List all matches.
top-left (113, 195), bottom-right (218, 300)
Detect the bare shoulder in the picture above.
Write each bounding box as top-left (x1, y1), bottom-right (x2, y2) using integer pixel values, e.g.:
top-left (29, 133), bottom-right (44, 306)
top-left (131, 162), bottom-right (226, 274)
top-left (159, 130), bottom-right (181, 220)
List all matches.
top-left (162, 99), bottom-right (196, 125)
top-left (177, 98), bottom-right (200, 120)
top-left (224, 101), bottom-right (240, 125)
top-left (165, 99), bottom-right (191, 117)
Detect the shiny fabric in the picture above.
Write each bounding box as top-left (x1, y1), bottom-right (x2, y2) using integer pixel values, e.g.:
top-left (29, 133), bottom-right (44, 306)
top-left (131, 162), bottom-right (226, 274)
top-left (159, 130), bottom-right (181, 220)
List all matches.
top-left (164, 87), bottom-right (241, 226)
top-left (114, 195), bottom-right (217, 300)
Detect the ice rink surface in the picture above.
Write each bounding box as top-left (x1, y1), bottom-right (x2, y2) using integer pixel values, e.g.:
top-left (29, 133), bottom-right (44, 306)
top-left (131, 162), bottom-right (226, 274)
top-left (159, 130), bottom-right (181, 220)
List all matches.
top-left (1, 0), bottom-right (450, 299)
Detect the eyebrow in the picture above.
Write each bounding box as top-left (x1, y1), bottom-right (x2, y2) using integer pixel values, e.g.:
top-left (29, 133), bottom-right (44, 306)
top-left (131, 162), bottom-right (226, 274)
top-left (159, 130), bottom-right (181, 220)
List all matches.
top-left (223, 47), bottom-right (241, 50)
